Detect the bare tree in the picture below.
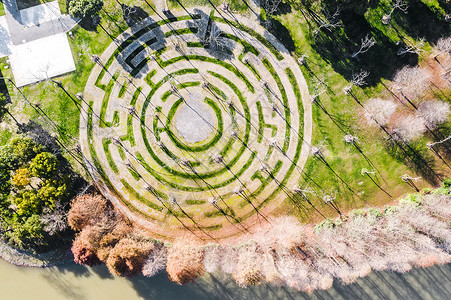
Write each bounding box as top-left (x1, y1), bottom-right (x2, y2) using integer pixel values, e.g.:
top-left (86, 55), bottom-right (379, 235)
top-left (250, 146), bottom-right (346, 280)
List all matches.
top-left (352, 35), bottom-right (376, 58)
top-left (106, 238), bottom-right (155, 276)
top-left (363, 98), bottom-right (398, 127)
top-left (435, 36), bottom-right (451, 56)
top-left (40, 201), bottom-right (68, 235)
top-left (421, 193), bottom-right (451, 221)
top-left (310, 76), bottom-right (327, 102)
top-left (313, 8), bottom-right (342, 38)
top-left (344, 134), bottom-right (358, 144)
top-left (427, 135), bottom-right (451, 149)
top-left (393, 66), bottom-right (430, 101)
top-left (382, 0), bottom-right (408, 24)
top-left (393, 114), bottom-right (426, 142)
top-left (397, 39), bottom-right (425, 56)
top-left (142, 244), bottom-right (167, 277)
top-left (262, 0), bottom-right (282, 16)
top-left (343, 70), bottom-right (370, 94)
top-left (167, 36), bottom-right (186, 54)
top-left (433, 37), bottom-right (451, 72)
top-left (401, 174), bottom-right (421, 191)
top-left (166, 241), bottom-right (205, 284)
top-left (203, 244), bottom-right (224, 273)
top-left (297, 51), bottom-right (309, 66)
top-left (417, 100), bottom-right (450, 129)
top-left (205, 24), bottom-right (227, 51)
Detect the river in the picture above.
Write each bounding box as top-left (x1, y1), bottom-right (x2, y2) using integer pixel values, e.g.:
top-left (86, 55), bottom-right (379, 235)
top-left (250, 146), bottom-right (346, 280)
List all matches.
top-left (0, 260), bottom-right (449, 299)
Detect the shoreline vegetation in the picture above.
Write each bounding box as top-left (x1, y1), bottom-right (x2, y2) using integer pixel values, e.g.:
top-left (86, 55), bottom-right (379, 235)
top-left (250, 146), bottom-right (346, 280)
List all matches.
top-left (1, 182), bottom-right (449, 294)
top-left (0, 242), bottom-right (72, 267)
top-left (65, 182), bottom-right (451, 293)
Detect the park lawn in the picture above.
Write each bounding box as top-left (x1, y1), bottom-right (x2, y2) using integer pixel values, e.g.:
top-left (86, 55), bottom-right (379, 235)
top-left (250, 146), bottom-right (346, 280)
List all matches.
top-left (1, 0), bottom-right (449, 224)
top-left (273, 7), bottom-right (450, 222)
top-left (0, 1), bottom-right (4, 16)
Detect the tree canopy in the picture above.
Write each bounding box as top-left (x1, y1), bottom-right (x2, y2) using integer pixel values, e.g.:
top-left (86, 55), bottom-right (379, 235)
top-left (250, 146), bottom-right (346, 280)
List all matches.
top-left (68, 0), bottom-right (104, 18)
top-left (0, 135), bottom-right (75, 249)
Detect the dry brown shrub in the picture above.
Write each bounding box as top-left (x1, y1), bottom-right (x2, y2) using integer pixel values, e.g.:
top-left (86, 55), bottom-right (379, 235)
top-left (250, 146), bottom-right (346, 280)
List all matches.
top-left (97, 221), bottom-right (131, 261)
top-left (166, 241), bottom-right (205, 284)
top-left (77, 224), bottom-right (109, 250)
top-left (68, 194), bottom-right (112, 231)
top-left (232, 242), bottom-right (264, 286)
top-left (106, 237), bottom-right (155, 276)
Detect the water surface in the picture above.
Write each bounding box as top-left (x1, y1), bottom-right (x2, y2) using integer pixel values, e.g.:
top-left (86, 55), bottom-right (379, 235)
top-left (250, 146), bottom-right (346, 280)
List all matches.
top-left (0, 259), bottom-right (449, 299)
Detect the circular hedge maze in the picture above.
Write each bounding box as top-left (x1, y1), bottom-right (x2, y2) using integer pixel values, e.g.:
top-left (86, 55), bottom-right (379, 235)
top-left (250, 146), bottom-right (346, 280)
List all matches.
top-left (80, 9), bottom-right (312, 241)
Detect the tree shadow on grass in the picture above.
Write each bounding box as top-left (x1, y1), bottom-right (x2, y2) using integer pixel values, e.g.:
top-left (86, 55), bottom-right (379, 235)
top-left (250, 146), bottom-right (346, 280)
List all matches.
top-left (312, 6), bottom-right (417, 86)
top-left (263, 17), bottom-right (296, 53)
top-left (121, 4), bottom-right (149, 27)
top-left (77, 15), bottom-right (100, 32)
top-left (385, 138), bottom-right (442, 186)
top-left (394, 0), bottom-right (451, 44)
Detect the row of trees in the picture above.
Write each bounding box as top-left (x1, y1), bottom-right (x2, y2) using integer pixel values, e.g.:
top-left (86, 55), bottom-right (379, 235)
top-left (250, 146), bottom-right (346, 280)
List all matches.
top-left (363, 37), bottom-right (450, 143)
top-left (69, 194), bottom-right (166, 276)
top-left (70, 183), bottom-right (451, 293)
top-left (165, 184), bottom-right (451, 292)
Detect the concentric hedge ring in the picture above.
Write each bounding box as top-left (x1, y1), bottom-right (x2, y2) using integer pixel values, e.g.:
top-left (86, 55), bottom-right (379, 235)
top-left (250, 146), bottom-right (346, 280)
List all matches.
top-left (80, 8), bottom-right (312, 241)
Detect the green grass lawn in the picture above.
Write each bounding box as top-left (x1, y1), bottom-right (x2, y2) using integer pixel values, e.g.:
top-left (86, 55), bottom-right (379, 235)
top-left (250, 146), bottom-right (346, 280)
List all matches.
top-left (0, 0), bottom-right (449, 224)
top-left (0, 1), bottom-right (5, 16)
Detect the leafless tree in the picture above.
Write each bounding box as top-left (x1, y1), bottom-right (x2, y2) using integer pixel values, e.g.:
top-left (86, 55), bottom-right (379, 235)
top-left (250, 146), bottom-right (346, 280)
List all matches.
top-left (417, 100), bottom-right (450, 129)
top-left (313, 8), bottom-right (342, 38)
top-left (297, 51), bottom-right (309, 66)
top-left (421, 193), bottom-right (451, 221)
top-left (167, 36), bottom-right (186, 54)
top-left (310, 76), bottom-right (327, 102)
top-left (166, 241), bottom-right (205, 284)
top-left (203, 244), bottom-right (224, 273)
top-left (344, 134), bottom-right (358, 144)
top-left (392, 66), bottom-right (430, 101)
top-left (363, 98), bottom-right (398, 126)
top-left (382, 0), bottom-right (408, 24)
top-left (401, 174), bottom-right (421, 191)
top-left (205, 24), bottom-right (227, 51)
top-left (344, 70), bottom-right (370, 94)
top-left (352, 35), bottom-right (376, 58)
top-left (262, 0), bottom-right (282, 16)
top-left (427, 135), bottom-right (451, 149)
top-left (397, 39), bottom-right (425, 56)
top-left (435, 36), bottom-right (451, 57)
top-left (40, 201), bottom-right (68, 235)
top-left (393, 114), bottom-right (426, 142)
top-left (142, 245), bottom-right (167, 277)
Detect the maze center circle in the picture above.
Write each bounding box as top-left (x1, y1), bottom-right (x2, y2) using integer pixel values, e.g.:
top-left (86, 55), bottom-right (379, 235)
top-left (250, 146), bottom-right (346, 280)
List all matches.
top-left (80, 9), bottom-right (312, 241)
top-left (174, 92), bottom-right (216, 144)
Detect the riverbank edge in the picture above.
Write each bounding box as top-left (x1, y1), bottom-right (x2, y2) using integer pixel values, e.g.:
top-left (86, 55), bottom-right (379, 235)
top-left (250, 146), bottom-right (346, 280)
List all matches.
top-left (0, 242), bottom-right (73, 267)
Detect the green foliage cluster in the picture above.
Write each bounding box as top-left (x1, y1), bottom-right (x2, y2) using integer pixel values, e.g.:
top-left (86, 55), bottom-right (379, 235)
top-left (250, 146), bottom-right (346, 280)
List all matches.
top-left (68, 0), bottom-right (104, 18)
top-left (0, 136), bottom-right (71, 249)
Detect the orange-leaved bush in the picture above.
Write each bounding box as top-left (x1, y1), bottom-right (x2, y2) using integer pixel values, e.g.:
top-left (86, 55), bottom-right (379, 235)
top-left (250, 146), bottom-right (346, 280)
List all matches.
top-left (166, 241), bottom-right (205, 284)
top-left (106, 237), bottom-right (155, 276)
top-left (68, 193), bottom-right (112, 231)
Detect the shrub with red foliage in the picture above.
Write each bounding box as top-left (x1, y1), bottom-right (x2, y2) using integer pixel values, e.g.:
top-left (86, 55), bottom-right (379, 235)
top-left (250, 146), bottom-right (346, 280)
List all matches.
top-left (72, 234), bottom-right (100, 266)
top-left (166, 241), bottom-right (205, 284)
